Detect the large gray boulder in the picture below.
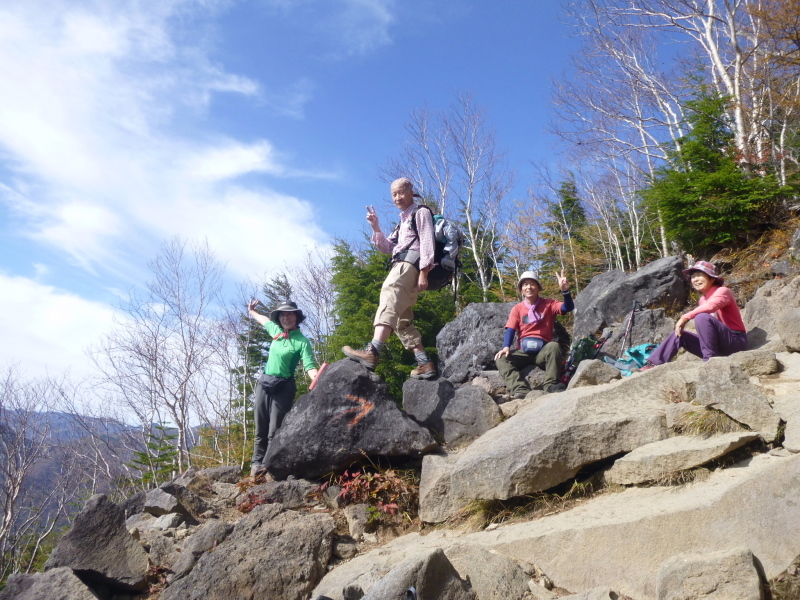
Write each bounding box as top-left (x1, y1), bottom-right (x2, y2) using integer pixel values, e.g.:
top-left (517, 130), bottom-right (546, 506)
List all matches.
top-left (573, 256), bottom-right (690, 338)
top-left (436, 302), bottom-right (514, 383)
top-left (0, 567), bottom-right (100, 600)
top-left (743, 276), bottom-right (800, 350)
top-left (470, 453), bottom-right (800, 599)
top-left (144, 487), bottom-right (184, 516)
top-left (403, 379), bottom-right (502, 447)
top-left (419, 450), bottom-right (462, 523)
top-left (264, 359), bottom-right (437, 480)
top-left (446, 544), bottom-right (532, 600)
top-left (361, 548), bottom-right (477, 600)
top-left (315, 453), bottom-right (800, 600)
top-left (442, 367), bottom-right (689, 515)
top-left (161, 503), bottom-right (334, 600)
top-left (436, 302), bottom-right (569, 383)
top-left (605, 432), bottom-right (760, 485)
top-left (44, 494), bottom-right (149, 592)
top-left (694, 361), bottom-right (781, 442)
top-left (655, 547), bottom-right (764, 600)
top-left (159, 481), bottom-right (213, 519)
top-left (567, 359), bottom-right (621, 389)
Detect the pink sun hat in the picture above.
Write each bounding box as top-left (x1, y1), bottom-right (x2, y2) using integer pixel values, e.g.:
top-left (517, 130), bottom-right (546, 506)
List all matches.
top-left (682, 260), bottom-right (723, 285)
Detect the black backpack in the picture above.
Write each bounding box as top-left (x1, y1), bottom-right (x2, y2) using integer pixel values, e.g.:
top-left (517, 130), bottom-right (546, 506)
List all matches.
top-left (390, 205), bottom-right (463, 291)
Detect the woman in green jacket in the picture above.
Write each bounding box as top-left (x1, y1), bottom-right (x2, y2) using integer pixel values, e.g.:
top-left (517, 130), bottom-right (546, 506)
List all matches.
top-left (247, 300), bottom-right (318, 477)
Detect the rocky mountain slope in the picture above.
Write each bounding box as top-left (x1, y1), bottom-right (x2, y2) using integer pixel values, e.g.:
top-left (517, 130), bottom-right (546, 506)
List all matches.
top-left (4, 256), bottom-right (800, 600)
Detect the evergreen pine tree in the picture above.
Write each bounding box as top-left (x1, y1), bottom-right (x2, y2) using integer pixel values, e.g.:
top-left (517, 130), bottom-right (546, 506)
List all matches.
top-left (644, 89), bottom-right (788, 251)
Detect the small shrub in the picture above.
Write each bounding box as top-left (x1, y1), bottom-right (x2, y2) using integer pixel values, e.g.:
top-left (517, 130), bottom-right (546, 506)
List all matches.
top-left (321, 464), bottom-right (420, 523)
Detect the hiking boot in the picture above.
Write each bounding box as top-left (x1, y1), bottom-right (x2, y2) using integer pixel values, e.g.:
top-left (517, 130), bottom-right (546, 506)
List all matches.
top-left (250, 463), bottom-right (266, 478)
top-left (639, 361), bottom-right (657, 371)
top-left (342, 344), bottom-right (380, 370)
top-left (544, 383), bottom-right (567, 393)
top-left (511, 390), bottom-right (529, 400)
top-left (410, 361), bottom-right (437, 380)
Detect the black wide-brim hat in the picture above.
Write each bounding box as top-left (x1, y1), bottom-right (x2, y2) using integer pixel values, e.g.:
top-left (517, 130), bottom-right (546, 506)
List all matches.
top-left (270, 301), bottom-right (306, 325)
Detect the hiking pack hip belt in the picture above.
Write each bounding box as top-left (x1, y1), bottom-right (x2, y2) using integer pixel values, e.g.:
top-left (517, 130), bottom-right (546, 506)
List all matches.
top-left (392, 248), bottom-right (421, 268)
top-left (520, 337), bottom-right (546, 354)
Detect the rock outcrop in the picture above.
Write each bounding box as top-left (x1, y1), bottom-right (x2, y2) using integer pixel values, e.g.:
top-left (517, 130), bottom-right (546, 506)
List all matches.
top-left (19, 269), bottom-right (800, 600)
top-left (573, 255), bottom-right (690, 337)
top-left (403, 378), bottom-right (502, 447)
top-left (316, 453), bottom-right (800, 600)
top-left (605, 432), bottom-right (759, 485)
top-left (744, 275), bottom-right (800, 350)
top-left (440, 368), bottom-right (686, 515)
top-left (655, 547), bottom-right (763, 600)
top-left (0, 567), bottom-right (101, 600)
top-left (264, 359), bottom-right (437, 480)
top-left (161, 503), bottom-right (334, 600)
top-left (43, 494), bottom-right (149, 592)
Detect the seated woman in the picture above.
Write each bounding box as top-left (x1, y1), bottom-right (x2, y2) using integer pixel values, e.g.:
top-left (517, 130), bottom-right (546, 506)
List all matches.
top-left (643, 261), bottom-right (747, 369)
top-left (247, 299), bottom-right (318, 477)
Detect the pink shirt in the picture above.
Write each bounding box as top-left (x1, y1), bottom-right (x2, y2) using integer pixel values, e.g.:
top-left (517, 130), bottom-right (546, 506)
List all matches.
top-left (505, 299), bottom-right (565, 343)
top-left (683, 286), bottom-right (746, 333)
top-left (372, 203), bottom-right (435, 270)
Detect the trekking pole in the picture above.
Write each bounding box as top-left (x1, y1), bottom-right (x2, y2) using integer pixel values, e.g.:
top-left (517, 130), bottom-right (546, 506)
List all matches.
top-left (618, 301), bottom-right (643, 360)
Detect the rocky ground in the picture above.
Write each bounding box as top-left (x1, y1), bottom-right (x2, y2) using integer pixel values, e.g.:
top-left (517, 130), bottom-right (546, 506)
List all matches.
top-left (4, 256), bottom-right (800, 600)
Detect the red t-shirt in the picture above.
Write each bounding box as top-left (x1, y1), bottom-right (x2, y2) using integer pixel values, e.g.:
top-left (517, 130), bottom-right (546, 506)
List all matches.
top-left (505, 299), bottom-right (565, 343)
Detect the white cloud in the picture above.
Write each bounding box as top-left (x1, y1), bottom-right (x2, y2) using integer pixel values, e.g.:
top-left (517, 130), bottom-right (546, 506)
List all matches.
top-left (337, 0), bottom-right (396, 56)
top-left (261, 0), bottom-right (397, 58)
top-left (0, 274), bottom-right (117, 378)
top-left (0, 0), bottom-right (331, 280)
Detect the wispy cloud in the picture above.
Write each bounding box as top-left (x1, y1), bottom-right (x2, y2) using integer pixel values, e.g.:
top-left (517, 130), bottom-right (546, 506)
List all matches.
top-left (337, 0), bottom-right (396, 57)
top-left (0, 0), bottom-right (331, 280)
top-left (261, 0), bottom-right (398, 58)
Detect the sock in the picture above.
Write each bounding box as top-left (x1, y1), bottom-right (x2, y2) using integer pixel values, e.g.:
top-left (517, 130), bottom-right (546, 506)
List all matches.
top-left (369, 339), bottom-right (385, 355)
top-left (414, 350), bottom-right (430, 365)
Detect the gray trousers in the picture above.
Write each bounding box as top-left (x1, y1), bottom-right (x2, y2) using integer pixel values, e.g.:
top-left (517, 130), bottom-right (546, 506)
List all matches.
top-left (251, 374), bottom-right (296, 466)
top-left (496, 341), bottom-right (563, 394)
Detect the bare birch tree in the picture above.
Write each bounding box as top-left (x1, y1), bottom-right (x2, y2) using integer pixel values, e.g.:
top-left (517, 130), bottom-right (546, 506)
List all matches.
top-left (383, 93), bottom-right (516, 301)
top-left (90, 238), bottom-right (227, 472)
top-left (0, 368), bottom-right (91, 581)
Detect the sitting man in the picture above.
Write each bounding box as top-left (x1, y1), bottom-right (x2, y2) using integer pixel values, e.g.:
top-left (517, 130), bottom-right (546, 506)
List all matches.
top-left (495, 270), bottom-right (574, 397)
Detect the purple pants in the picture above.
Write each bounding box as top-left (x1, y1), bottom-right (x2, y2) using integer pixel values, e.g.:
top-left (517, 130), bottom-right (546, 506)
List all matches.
top-left (648, 313), bottom-right (747, 365)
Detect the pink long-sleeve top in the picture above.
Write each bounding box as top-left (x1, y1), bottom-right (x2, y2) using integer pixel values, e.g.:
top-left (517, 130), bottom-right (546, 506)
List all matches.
top-left (682, 286), bottom-right (746, 333)
top-left (371, 203), bottom-right (435, 271)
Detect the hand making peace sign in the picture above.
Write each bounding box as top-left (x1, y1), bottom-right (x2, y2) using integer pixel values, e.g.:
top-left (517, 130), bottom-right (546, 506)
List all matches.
top-left (556, 269), bottom-right (570, 292)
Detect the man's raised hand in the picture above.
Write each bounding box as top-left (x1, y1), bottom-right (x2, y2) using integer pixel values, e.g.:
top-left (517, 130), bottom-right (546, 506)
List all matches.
top-left (556, 269), bottom-right (570, 291)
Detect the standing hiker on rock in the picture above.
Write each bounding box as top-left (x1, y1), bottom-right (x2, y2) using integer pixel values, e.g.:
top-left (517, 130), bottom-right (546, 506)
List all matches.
top-left (342, 177), bottom-right (437, 380)
top-left (248, 300), bottom-right (318, 477)
top-left (641, 261), bottom-right (747, 369)
top-left (495, 270), bottom-right (574, 397)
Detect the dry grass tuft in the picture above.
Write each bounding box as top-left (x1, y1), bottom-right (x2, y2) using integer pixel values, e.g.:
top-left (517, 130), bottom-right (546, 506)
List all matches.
top-left (447, 478), bottom-right (617, 531)
top-left (672, 406), bottom-right (747, 437)
top-left (652, 466), bottom-right (713, 487)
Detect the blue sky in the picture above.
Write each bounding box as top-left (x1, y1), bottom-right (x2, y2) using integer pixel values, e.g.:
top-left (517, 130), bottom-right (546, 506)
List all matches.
top-left (0, 0), bottom-right (580, 377)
